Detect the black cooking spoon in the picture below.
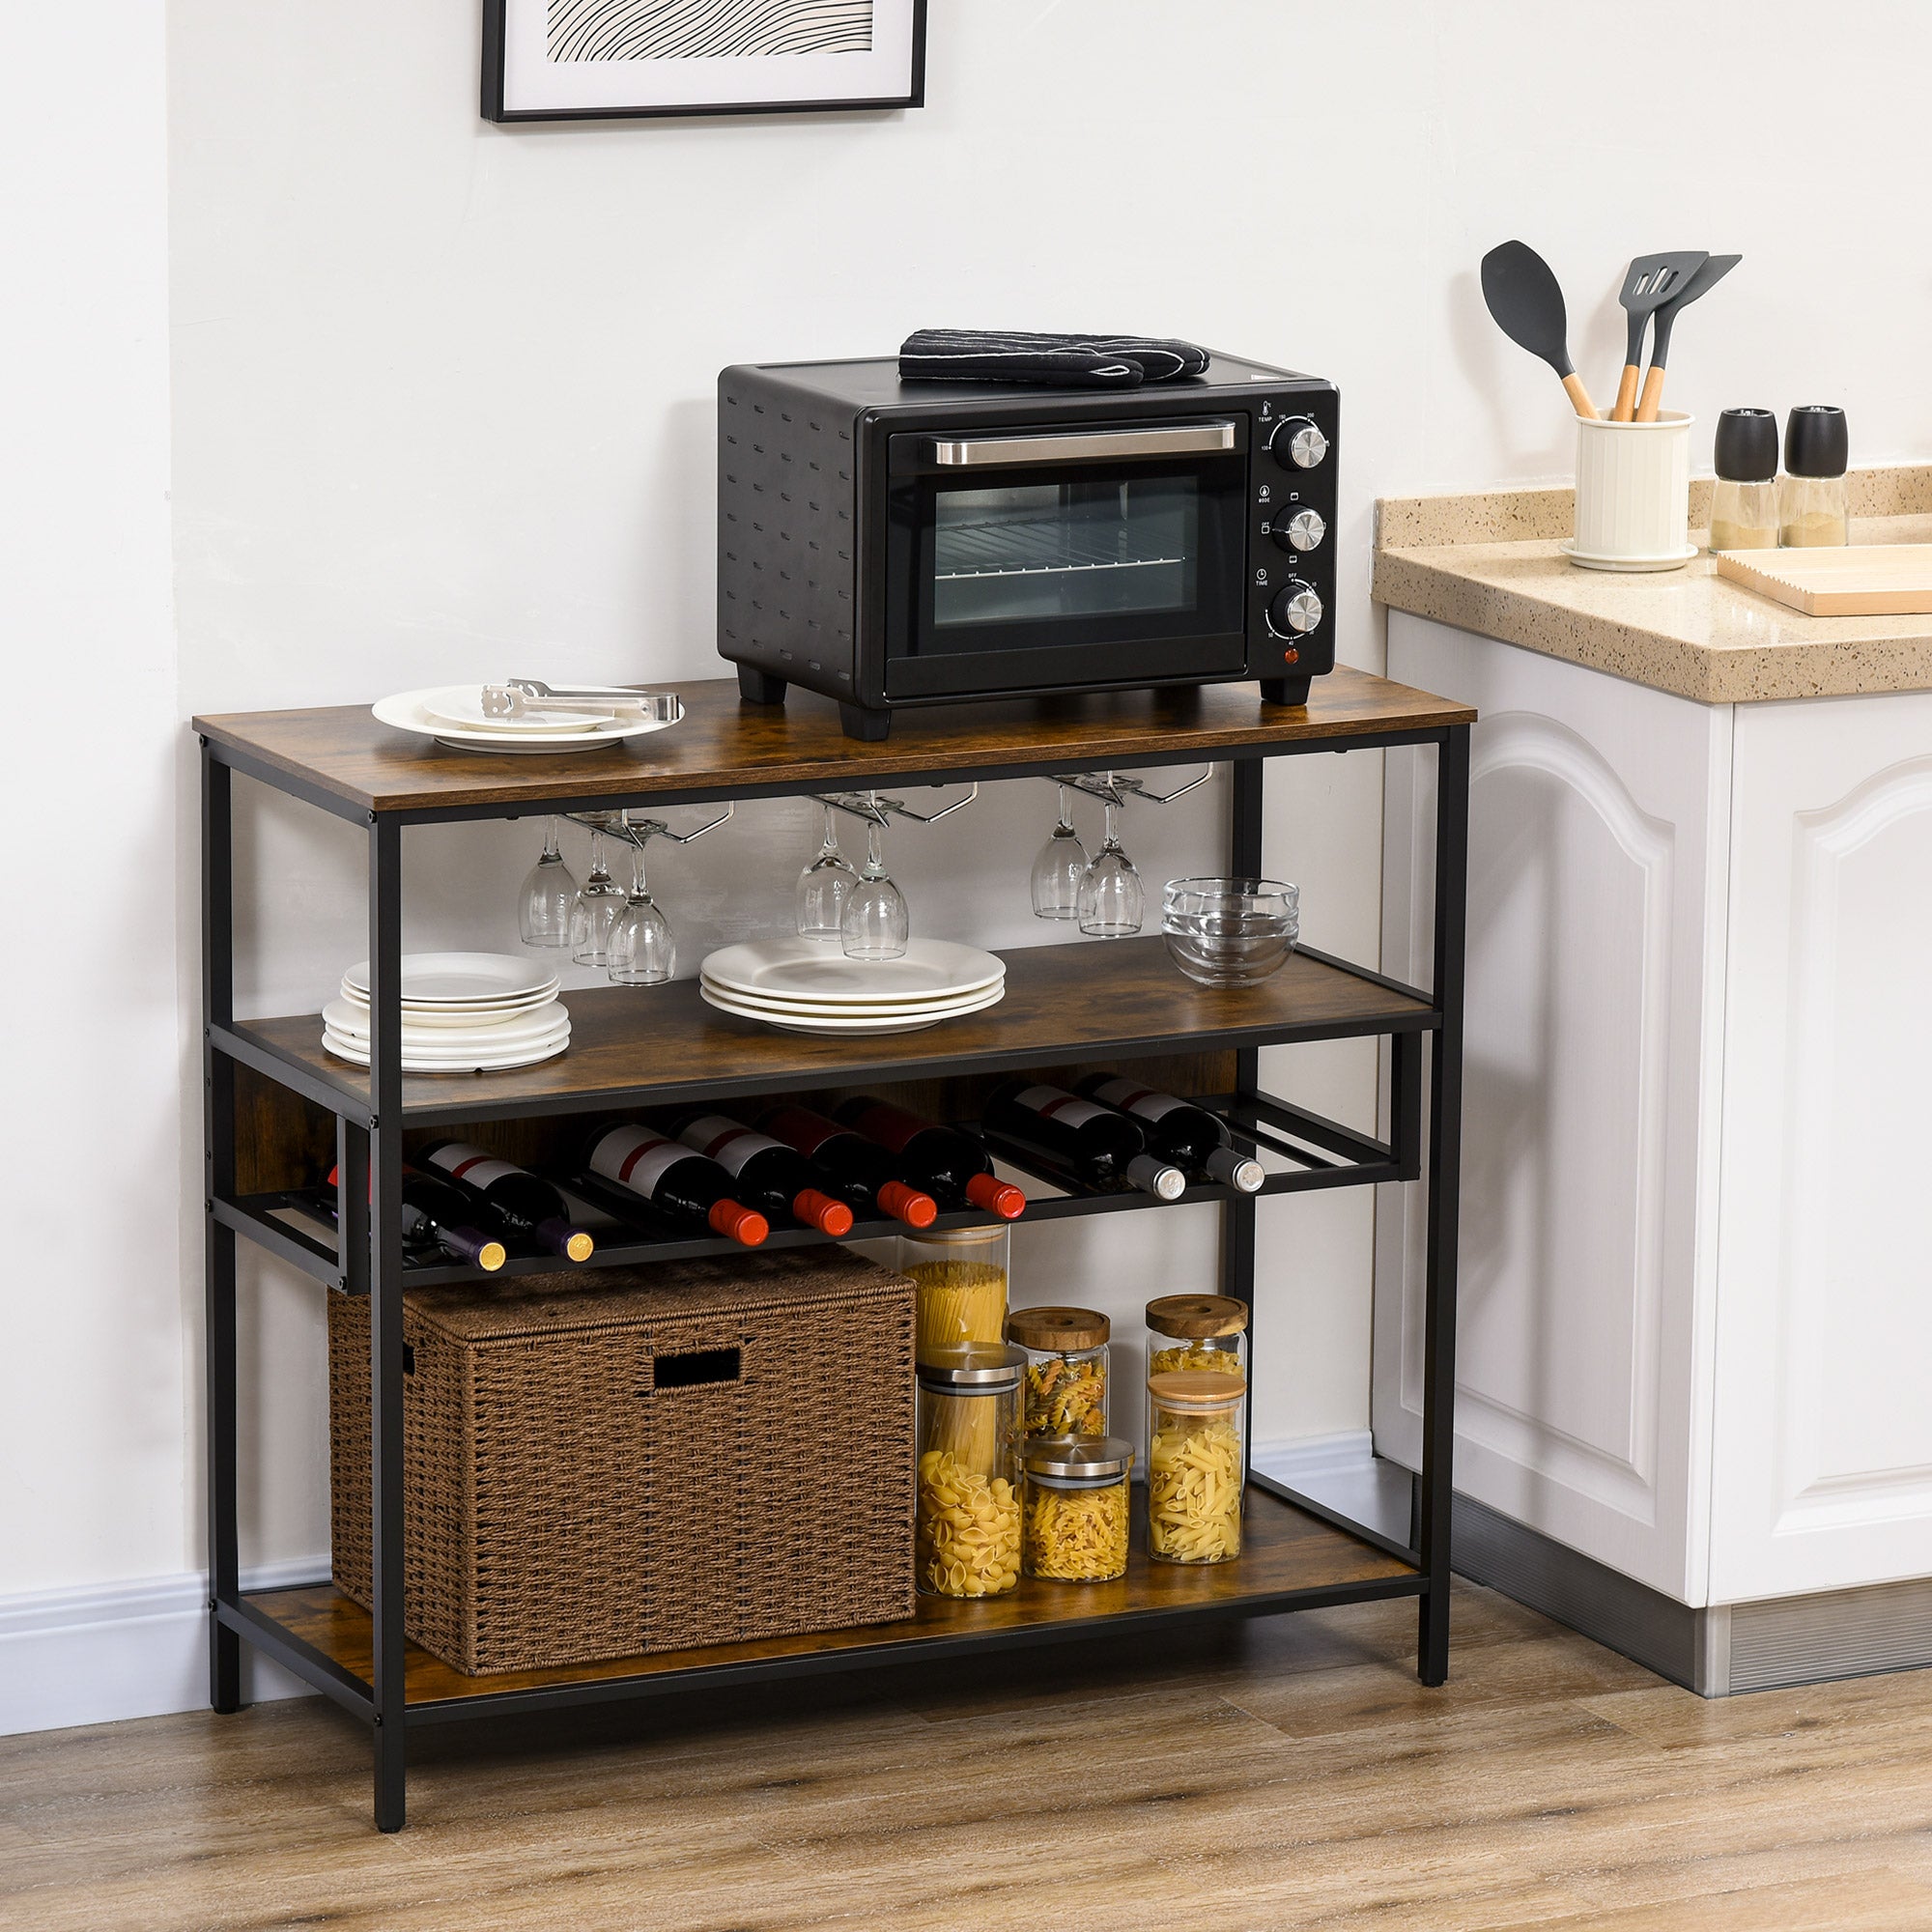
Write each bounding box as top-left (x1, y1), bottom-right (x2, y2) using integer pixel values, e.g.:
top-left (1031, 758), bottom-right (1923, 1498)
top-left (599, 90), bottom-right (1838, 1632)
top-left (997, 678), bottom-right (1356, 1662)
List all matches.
top-left (1635, 253), bottom-right (1741, 421)
top-left (1480, 241), bottom-right (1598, 419)
top-left (1610, 251), bottom-right (1708, 419)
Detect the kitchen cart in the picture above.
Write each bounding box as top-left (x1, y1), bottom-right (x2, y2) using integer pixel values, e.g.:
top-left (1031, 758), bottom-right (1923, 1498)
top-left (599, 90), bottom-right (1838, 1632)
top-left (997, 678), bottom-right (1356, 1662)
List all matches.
top-left (195, 668), bottom-right (1472, 1832)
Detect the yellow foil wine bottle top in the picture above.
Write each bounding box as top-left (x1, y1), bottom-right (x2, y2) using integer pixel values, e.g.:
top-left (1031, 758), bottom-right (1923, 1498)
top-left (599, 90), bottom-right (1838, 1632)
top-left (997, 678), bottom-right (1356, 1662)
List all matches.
top-left (565, 1231), bottom-right (595, 1263)
top-left (478, 1240), bottom-right (507, 1273)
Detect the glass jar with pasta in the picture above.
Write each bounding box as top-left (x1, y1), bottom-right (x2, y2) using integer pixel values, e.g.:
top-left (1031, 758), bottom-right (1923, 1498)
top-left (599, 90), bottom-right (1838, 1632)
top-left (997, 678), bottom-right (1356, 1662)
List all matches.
top-left (1145, 1293), bottom-right (1248, 1385)
top-left (1146, 1369), bottom-right (1246, 1564)
top-left (903, 1223), bottom-right (1009, 1352)
top-left (915, 1342), bottom-right (1025, 1598)
top-left (1006, 1304), bottom-right (1110, 1438)
top-left (1022, 1435), bottom-right (1133, 1583)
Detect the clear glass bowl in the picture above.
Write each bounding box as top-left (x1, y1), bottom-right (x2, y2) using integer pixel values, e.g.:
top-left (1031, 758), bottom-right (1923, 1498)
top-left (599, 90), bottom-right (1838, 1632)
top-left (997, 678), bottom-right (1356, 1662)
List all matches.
top-left (1161, 877), bottom-right (1300, 986)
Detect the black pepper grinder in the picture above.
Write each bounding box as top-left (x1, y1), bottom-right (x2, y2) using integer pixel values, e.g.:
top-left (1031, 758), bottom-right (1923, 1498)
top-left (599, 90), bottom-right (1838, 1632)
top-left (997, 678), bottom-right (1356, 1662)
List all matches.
top-left (1781, 406), bottom-right (1849, 548)
top-left (1710, 410), bottom-right (1779, 552)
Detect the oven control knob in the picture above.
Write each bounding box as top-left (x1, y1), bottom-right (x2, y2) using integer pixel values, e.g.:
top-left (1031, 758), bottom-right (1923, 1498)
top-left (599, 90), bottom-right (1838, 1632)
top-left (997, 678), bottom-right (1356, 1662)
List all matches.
top-left (1272, 507), bottom-right (1327, 554)
top-left (1268, 581), bottom-right (1323, 637)
top-left (1269, 416), bottom-right (1329, 469)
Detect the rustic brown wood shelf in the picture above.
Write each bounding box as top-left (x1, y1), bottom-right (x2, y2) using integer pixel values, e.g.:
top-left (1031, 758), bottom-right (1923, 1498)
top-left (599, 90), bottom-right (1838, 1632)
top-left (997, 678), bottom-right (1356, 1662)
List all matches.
top-left (227, 937), bottom-right (1436, 1126)
top-left (236, 1487), bottom-right (1418, 1719)
top-left (198, 668), bottom-right (1472, 1832)
top-left (194, 666), bottom-right (1475, 820)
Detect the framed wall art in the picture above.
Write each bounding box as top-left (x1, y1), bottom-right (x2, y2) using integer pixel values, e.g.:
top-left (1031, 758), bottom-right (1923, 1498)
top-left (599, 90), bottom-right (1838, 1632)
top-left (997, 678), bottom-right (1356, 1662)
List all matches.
top-left (483, 0), bottom-right (927, 123)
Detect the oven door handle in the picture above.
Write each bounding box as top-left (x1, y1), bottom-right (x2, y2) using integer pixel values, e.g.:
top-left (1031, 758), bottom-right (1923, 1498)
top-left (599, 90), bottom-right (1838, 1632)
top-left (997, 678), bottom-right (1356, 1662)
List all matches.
top-left (918, 421), bottom-right (1238, 469)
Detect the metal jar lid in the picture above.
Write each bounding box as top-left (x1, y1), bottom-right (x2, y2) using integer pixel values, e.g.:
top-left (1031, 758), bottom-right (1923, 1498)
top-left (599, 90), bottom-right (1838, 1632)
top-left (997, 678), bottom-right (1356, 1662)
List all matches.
top-left (1146, 1293), bottom-right (1249, 1340)
top-left (1146, 1369), bottom-right (1247, 1408)
top-left (1006, 1304), bottom-right (1110, 1352)
top-left (916, 1340), bottom-right (1026, 1391)
top-left (1023, 1434), bottom-right (1134, 1481)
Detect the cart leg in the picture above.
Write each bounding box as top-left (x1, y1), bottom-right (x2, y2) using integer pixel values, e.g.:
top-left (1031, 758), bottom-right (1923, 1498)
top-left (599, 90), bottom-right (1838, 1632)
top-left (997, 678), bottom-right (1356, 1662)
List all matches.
top-left (367, 818), bottom-right (410, 1832)
top-left (1226, 754), bottom-right (1264, 1472)
top-left (202, 744), bottom-right (244, 1716)
top-left (1416, 725), bottom-right (1468, 1687)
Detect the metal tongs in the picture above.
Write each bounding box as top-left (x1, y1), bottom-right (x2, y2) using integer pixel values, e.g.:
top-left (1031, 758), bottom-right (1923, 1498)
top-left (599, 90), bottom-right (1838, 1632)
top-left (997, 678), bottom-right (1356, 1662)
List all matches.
top-left (479, 678), bottom-right (679, 722)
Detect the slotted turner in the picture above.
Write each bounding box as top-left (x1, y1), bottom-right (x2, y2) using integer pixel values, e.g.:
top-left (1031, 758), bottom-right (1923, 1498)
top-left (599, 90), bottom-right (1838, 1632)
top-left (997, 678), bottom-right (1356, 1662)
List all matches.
top-left (1480, 241), bottom-right (1598, 419)
top-left (1611, 251), bottom-right (1707, 419)
top-left (1635, 253), bottom-right (1741, 421)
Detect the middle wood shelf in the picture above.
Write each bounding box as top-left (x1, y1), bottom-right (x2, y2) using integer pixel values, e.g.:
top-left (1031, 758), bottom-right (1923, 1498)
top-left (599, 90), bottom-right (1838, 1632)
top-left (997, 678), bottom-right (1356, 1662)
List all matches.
top-left (229, 936), bottom-right (1437, 1125)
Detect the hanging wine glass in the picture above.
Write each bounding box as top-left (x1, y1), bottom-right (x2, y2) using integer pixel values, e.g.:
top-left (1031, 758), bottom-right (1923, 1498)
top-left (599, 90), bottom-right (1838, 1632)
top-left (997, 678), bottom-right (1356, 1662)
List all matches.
top-left (841, 808), bottom-right (909, 960)
top-left (607, 841), bottom-right (675, 986)
top-left (1077, 798), bottom-right (1144, 938)
top-left (570, 830), bottom-right (625, 967)
top-left (1029, 783), bottom-right (1088, 920)
top-left (797, 802), bottom-right (860, 941)
top-left (517, 815), bottom-right (579, 949)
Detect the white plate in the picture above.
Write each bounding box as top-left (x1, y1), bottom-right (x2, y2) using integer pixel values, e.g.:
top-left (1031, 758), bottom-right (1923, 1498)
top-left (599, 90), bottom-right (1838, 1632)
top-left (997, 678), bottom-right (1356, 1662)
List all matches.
top-left (1559, 540), bottom-right (1699, 573)
top-left (700, 982), bottom-right (1004, 1036)
top-left (324, 1021), bottom-right (569, 1062)
top-left (373, 686), bottom-right (683, 756)
top-left (322, 1027), bottom-right (570, 1071)
top-left (698, 975), bottom-right (1004, 1020)
top-left (322, 997), bottom-right (571, 1047)
top-left (340, 952), bottom-right (560, 1006)
top-left (698, 938), bottom-right (1005, 1006)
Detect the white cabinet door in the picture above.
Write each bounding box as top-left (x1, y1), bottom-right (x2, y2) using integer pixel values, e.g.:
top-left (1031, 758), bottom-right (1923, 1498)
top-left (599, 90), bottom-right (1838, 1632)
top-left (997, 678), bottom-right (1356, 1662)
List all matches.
top-left (1712, 692), bottom-right (1932, 1602)
top-left (1379, 614), bottom-right (1732, 1603)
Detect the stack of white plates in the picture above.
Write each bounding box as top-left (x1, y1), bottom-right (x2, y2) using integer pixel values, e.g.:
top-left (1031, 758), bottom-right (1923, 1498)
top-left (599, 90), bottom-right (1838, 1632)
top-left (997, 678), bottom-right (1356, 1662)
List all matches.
top-left (321, 952), bottom-right (570, 1072)
top-left (371, 686), bottom-right (683, 757)
top-left (699, 939), bottom-right (1005, 1037)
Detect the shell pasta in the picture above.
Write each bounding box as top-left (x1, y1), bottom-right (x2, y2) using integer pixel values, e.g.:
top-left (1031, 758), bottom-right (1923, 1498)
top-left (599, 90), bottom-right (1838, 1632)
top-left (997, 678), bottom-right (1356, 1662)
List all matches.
top-left (916, 1449), bottom-right (1020, 1597)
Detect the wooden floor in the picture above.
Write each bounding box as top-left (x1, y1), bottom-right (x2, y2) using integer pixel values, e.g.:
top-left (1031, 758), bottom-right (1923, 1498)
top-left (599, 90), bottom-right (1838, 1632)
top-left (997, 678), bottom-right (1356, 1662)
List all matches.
top-left (6, 1582), bottom-right (1932, 1931)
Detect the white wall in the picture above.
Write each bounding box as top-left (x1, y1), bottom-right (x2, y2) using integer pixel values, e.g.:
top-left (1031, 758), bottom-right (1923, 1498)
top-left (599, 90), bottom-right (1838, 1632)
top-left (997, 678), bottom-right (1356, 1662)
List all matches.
top-left (8, 0), bottom-right (1932, 1722)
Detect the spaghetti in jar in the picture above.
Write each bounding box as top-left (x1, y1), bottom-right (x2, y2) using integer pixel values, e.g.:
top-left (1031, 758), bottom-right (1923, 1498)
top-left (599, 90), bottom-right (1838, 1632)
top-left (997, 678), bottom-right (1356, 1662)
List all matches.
top-left (902, 1223), bottom-right (1009, 1352)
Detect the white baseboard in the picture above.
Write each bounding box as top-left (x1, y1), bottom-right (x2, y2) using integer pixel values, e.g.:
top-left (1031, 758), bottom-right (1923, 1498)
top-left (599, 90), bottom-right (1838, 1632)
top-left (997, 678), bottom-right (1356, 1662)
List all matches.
top-left (0, 1558), bottom-right (327, 1738)
top-left (1252, 1429), bottom-right (1377, 1484)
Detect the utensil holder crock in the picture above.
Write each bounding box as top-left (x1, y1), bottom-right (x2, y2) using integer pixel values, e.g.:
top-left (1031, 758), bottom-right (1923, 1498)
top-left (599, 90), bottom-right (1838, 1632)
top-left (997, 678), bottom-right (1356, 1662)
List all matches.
top-left (1571, 411), bottom-right (1693, 570)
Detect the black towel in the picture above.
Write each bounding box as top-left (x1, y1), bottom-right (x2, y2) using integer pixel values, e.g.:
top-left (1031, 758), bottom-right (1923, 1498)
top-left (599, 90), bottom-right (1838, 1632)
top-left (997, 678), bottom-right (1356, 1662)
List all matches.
top-left (899, 328), bottom-right (1210, 389)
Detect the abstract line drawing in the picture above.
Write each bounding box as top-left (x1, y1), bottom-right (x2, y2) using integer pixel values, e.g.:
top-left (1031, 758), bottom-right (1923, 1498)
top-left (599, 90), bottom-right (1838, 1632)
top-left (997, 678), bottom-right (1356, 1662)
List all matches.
top-left (549, 0), bottom-right (874, 61)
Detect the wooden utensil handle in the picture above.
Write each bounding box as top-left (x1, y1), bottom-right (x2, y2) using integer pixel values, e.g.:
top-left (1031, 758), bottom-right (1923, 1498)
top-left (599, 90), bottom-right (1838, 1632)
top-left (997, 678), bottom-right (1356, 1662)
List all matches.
top-left (1611, 364), bottom-right (1639, 422)
top-left (1561, 372), bottom-right (1600, 420)
top-left (1634, 365), bottom-right (1666, 422)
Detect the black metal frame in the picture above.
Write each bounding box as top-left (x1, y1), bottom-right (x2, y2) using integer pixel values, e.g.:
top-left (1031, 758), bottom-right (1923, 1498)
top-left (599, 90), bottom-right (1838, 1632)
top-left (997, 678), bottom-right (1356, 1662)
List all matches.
top-left (482, 0), bottom-right (927, 125)
top-left (199, 717), bottom-right (1468, 1831)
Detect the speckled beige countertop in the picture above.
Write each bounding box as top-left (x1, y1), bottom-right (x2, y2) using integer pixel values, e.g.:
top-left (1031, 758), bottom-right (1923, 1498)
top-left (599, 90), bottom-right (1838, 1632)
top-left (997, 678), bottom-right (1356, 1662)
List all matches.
top-left (1373, 464), bottom-right (1932, 702)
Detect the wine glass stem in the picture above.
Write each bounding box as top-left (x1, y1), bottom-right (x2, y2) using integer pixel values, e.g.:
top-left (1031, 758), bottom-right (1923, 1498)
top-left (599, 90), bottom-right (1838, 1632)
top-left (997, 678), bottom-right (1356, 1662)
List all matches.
top-left (821, 802), bottom-right (838, 854)
top-left (1104, 801), bottom-right (1121, 851)
top-left (1056, 783), bottom-right (1073, 834)
top-left (542, 814), bottom-right (560, 861)
top-left (866, 819), bottom-right (885, 879)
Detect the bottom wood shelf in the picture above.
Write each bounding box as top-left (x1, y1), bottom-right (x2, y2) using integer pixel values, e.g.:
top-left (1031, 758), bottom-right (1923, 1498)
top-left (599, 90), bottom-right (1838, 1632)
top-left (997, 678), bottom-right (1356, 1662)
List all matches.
top-left (244, 1489), bottom-right (1417, 1719)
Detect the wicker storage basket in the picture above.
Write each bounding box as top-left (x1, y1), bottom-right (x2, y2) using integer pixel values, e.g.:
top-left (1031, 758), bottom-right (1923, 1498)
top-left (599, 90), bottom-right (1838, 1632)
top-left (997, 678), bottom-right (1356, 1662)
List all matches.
top-left (327, 1247), bottom-right (915, 1675)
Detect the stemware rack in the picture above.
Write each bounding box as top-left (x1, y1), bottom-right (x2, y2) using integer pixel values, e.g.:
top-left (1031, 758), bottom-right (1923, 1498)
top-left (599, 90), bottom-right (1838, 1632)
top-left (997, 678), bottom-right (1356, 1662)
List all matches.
top-left (195, 669), bottom-right (1473, 1832)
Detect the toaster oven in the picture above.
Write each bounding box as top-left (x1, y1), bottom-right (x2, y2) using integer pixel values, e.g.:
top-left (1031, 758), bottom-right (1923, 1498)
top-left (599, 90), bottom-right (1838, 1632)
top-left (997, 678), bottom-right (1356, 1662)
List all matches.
top-left (717, 353), bottom-right (1338, 740)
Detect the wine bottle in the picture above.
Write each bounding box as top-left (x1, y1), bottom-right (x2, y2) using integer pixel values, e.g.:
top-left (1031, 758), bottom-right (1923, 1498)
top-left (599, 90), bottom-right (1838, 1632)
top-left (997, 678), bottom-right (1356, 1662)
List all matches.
top-left (1073, 1076), bottom-right (1265, 1194)
top-left (755, 1104), bottom-right (938, 1229)
top-left (666, 1113), bottom-right (854, 1237)
top-left (583, 1124), bottom-right (768, 1246)
top-left (980, 1079), bottom-right (1185, 1200)
top-left (324, 1163), bottom-right (507, 1272)
top-left (416, 1139), bottom-right (597, 1261)
top-left (832, 1095), bottom-right (1025, 1220)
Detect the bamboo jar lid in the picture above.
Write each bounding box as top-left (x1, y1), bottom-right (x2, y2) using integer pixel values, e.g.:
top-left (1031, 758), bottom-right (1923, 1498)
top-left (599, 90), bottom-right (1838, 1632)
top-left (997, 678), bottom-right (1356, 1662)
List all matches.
top-left (1145, 1293), bottom-right (1248, 1340)
top-left (1006, 1304), bottom-right (1110, 1352)
top-left (1145, 1369), bottom-right (1247, 1407)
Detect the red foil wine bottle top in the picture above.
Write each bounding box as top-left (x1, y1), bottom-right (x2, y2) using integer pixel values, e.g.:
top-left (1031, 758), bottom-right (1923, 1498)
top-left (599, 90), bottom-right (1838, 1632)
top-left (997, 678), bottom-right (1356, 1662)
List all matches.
top-left (795, 1189), bottom-right (854, 1237)
top-left (965, 1173), bottom-right (1026, 1220)
top-left (877, 1181), bottom-right (937, 1229)
top-left (709, 1199), bottom-right (770, 1246)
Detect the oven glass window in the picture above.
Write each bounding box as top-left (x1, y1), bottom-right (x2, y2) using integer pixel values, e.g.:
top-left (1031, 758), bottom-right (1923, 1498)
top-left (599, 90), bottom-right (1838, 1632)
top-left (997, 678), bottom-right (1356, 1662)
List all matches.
top-left (931, 478), bottom-right (1200, 632)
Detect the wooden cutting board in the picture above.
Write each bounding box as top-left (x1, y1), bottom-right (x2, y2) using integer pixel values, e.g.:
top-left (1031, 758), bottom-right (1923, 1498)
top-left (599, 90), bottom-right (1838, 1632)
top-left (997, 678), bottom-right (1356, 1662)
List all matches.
top-left (1715, 544), bottom-right (1932, 616)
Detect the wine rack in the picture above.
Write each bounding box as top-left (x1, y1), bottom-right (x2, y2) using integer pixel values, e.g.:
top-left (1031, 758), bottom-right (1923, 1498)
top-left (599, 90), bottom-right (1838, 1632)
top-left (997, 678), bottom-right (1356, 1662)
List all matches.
top-left (196, 667), bottom-right (1473, 1831)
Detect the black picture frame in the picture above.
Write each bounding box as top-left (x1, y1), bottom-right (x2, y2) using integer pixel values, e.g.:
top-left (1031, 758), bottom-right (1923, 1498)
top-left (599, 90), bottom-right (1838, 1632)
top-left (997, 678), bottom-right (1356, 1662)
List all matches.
top-left (483, 0), bottom-right (927, 124)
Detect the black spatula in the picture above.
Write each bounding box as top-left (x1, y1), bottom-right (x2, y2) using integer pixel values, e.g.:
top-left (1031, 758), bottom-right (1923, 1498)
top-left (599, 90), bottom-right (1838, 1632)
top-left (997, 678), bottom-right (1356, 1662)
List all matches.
top-left (1610, 251), bottom-right (1707, 420)
top-left (1635, 253), bottom-right (1741, 421)
top-left (1480, 241), bottom-right (1598, 420)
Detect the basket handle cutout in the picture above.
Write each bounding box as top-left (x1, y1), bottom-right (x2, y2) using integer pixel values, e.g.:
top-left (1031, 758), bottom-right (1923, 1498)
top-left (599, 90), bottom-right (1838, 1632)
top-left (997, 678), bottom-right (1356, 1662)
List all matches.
top-left (403, 1343), bottom-right (414, 1377)
top-left (650, 1346), bottom-right (742, 1390)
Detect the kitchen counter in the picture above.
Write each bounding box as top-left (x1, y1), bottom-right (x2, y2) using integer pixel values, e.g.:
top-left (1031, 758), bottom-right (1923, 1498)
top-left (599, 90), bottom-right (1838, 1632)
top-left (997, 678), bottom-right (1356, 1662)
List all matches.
top-left (1373, 463), bottom-right (1932, 702)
